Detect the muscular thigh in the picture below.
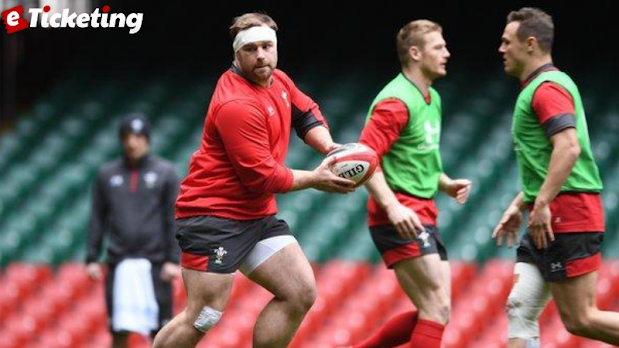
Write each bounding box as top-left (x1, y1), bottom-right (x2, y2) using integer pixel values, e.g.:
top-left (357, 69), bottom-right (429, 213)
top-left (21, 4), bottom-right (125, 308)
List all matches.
top-left (394, 254), bottom-right (449, 308)
top-left (550, 271), bottom-right (598, 319)
top-left (182, 268), bottom-right (234, 318)
top-left (246, 242), bottom-right (315, 300)
top-left (370, 224), bottom-right (448, 269)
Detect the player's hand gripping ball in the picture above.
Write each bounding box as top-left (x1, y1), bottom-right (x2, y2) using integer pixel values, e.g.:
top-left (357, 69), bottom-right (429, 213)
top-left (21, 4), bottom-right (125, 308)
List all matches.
top-left (326, 143), bottom-right (379, 187)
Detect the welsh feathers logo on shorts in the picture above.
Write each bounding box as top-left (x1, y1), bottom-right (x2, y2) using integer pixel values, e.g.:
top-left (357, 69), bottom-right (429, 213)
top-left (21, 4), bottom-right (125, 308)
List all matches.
top-left (213, 247), bottom-right (228, 265)
top-left (417, 231), bottom-right (431, 249)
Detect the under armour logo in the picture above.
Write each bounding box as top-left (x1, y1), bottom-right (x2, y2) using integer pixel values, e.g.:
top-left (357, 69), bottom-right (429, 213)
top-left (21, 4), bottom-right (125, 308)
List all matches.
top-left (550, 262), bottom-right (563, 272)
top-left (554, 217), bottom-right (562, 223)
top-left (267, 105), bottom-right (275, 116)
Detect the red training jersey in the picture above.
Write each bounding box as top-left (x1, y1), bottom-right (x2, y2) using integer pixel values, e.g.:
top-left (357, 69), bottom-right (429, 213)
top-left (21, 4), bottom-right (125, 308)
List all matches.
top-left (523, 65), bottom-right (604, 232)
top-left (176, 67), bottom-right (326, 220)
top-left (360, 98), bottom-right (439, 227)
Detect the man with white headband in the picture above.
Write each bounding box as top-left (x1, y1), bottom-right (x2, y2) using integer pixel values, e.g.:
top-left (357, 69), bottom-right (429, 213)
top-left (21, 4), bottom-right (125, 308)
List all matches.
top-left (153, 12), bottom-right (355, 348)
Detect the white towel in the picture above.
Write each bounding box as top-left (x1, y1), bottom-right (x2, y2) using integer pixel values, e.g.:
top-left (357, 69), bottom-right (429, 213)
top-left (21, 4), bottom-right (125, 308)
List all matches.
top-left (112, 258), bottom-right (159, 335)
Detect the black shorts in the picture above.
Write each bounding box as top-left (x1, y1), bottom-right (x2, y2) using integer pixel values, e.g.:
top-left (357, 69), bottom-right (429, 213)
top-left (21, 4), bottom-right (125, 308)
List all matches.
top-left (105, 262), bottom-right (172, 334)
top-left (176, 215), bottom-right (293, 274)
top-left (517, 231), bottom-right (604, 282)
top-left (369, 224), bottom-right (448, 268)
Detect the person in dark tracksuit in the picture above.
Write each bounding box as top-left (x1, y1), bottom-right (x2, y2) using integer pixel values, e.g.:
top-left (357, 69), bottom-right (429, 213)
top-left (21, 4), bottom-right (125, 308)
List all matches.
top-left (86, 114), bottom-right (181, 348)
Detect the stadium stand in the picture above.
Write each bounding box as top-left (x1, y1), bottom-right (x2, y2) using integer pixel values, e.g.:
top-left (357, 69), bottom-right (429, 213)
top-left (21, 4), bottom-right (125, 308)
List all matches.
top-left (0, 71), bottom-right (617, 348)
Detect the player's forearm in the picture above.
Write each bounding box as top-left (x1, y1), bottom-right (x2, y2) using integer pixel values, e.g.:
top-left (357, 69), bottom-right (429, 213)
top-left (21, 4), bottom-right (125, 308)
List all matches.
top-left (289, 169), bottom-right (317, 191)
top-left (438, 173), bottom-right (453, 193)
top-left (364, 170), bottom-right (400, 210)
top-left (509, 192), bottom-right (527, 212)
top-left (86, 227), bottom-right (104, 263)
top-left (303, 125), bottom-right (338, 154)
top-left (536, 141), bottom-right (580, 207)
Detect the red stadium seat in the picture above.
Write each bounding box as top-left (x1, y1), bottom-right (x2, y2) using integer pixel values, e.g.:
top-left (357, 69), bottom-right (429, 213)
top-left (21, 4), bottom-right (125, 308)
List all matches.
top-left (39, 282), bottom-right (77, 315)
top-left (0, 329), bottom-right (26, 348)
top-left (55, 310), bottom-right (95, 347)
top-left (450, 261), bottom-right (477, 302)
top-left (89, 330), bottom-right (112, 348)
top-left (3, 314), bottom-right (46, 347)
top-left (37, 328), bottom-right (84, 348)
top-left (319, 261), bottom-right (372, 295)
top-left (73, 295), bottom-right (108, 332)
top-left (465, 309), bottom-right (508, 348)
top-left (4, 263), bottom-right (52, 288)
top-left (540, 317), bottom-right (584, 348)
top-left (539, 300), bottom-right (558, 325)
top-left (127, 333), bottom-right (151, 348)
top-left (0, 282), bottom-right (22, 319)
top-left (56, 263), bottom-right (93, 297)
top-left (445, 303), bottom-right (481, 348)
top-left (579, 341), bottom-right (617, 348)
top-left (20, 298), bottom-right (57, 333)
top-left (0, 278), bottom-right (35, 305)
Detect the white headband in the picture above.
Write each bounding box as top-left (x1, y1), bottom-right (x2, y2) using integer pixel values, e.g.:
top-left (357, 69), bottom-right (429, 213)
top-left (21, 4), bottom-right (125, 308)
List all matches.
top-left (233, 26), bottom-right (277, 52)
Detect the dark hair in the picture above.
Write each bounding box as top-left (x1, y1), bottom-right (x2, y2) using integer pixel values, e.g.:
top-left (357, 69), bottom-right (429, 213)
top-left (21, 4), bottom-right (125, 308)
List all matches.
top-left (118, 113), bottom-right (150, 140)
top-left (396, 19), bottom-right (442, 68)
top-left (507, 7), bottom-right (554, 53)
top-left (230, 13), bottom-right (278, 39)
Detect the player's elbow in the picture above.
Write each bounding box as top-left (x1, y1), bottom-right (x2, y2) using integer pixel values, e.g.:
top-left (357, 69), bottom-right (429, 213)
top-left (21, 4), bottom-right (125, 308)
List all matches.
top-left (243, 174), bottom-right (290, 194)
top-left (242, 178), bottom-right (275, 193)
top-left (566, 142), bottom-right (581, 161)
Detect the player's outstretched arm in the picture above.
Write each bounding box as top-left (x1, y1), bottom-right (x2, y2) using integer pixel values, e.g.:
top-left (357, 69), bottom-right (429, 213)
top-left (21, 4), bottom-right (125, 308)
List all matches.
top-left (438, 173), bottom-right (472, 204)
top-left (492, 192), bottom-right (526, 248)
top-left (303, 125), bottom-right (340, 154)
top-left (290, 156), bottom-right (355, 194)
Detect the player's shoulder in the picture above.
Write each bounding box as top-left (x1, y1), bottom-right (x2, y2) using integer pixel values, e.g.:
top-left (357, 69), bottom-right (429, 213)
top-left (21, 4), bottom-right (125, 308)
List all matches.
top-left (273, 68), bottom-right (290, 80)
top-left (98, 159), bottom-right (123, 178)
top-left (149, 155), bottom-right (176, 173)
top-left (272, 69), bottom-right (295, 88)
top-left (213, 70), bottom-right (261, 106)
top-left (217, 99), bottom-right (263, 118)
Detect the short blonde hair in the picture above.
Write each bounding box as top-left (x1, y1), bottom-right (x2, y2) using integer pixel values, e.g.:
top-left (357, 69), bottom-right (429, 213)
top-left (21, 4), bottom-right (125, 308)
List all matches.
top-left (229, 13), bottom-right (278, 39)
top-left (396, 20), bottom-right (442, 67)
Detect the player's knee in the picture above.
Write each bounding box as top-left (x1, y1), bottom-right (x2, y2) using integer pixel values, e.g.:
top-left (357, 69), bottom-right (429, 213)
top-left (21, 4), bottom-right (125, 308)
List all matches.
top-left (561, 311), bottom-right (593, 337)
top-left (506, 295), bottom-right (541, 340)
top-left (193, 306), bottom-right (223, 333)
top-left (563, 318), bottom-right (592, 337)
top-left (298, 282), bottom-right (318, 312)
top-left (289, 281), bottom-right (317, 314)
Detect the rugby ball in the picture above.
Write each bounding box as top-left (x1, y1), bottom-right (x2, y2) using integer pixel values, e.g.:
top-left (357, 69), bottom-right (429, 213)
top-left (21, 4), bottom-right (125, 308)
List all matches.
top-left (326, 143), bottom-right (379, 187)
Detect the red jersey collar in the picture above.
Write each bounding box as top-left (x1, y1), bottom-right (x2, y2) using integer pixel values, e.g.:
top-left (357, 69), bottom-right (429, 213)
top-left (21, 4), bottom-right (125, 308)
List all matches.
top-left (400, 73), bottom-right (432, 105)
top-left (521, 63), bottom-right (557, 88)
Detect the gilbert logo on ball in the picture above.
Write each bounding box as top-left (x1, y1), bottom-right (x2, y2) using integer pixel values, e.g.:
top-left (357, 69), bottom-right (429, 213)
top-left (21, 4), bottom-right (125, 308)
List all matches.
top-left (1, 4), bottom-right (143, 34)
top-left (327, 143), bottom-right (379, 187)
